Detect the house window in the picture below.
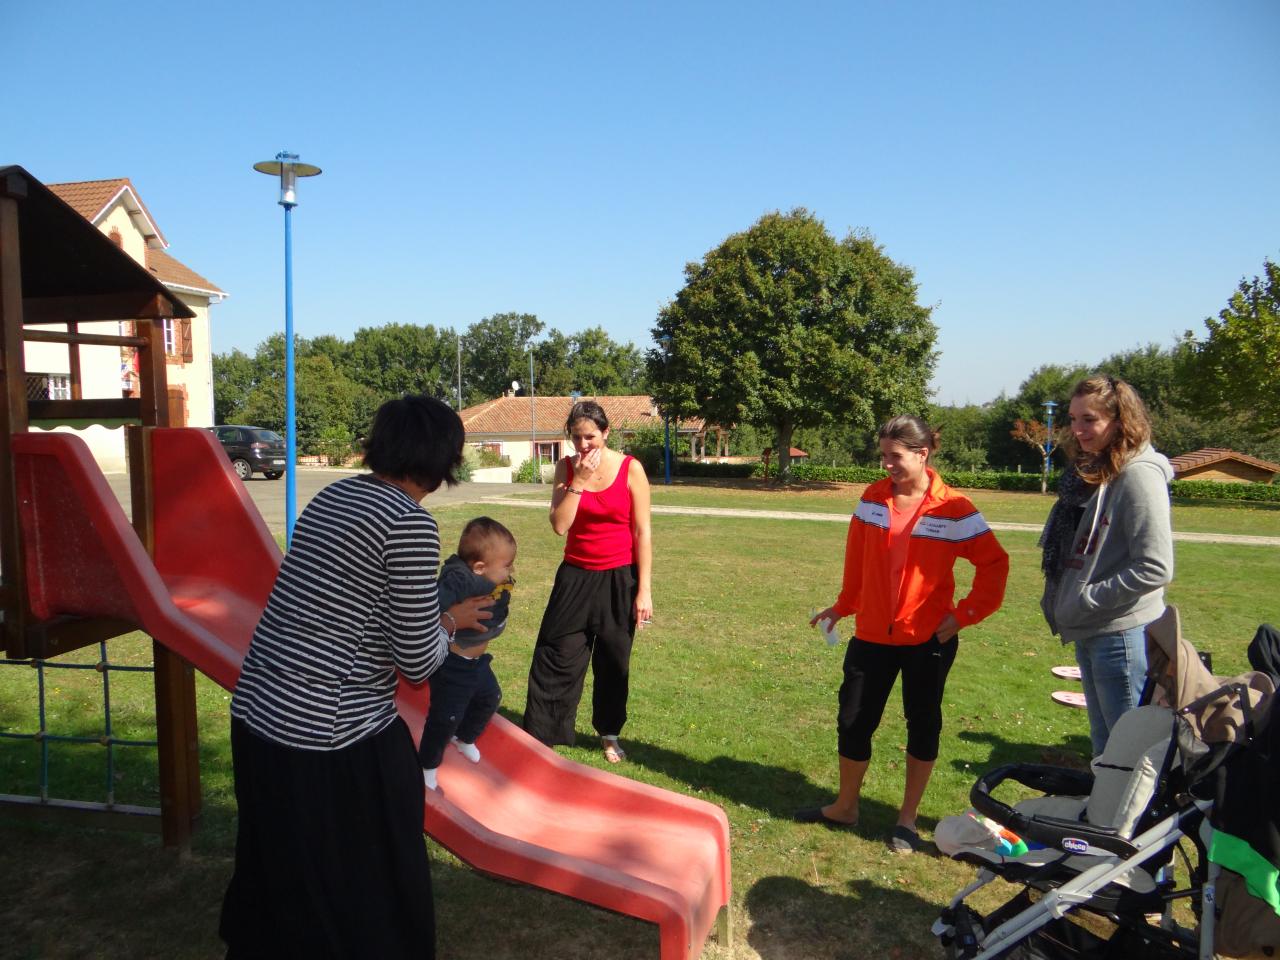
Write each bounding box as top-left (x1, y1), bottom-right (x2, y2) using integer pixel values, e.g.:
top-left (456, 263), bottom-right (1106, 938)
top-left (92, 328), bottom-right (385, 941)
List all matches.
top-left (161, 318), bottom-right (193, 362)
top-left (25, 373), bottom-right (71, 401)
top-left (534, 441), bottom-right (561, 462)
top-left (480, 442), bottom-right (503, 454)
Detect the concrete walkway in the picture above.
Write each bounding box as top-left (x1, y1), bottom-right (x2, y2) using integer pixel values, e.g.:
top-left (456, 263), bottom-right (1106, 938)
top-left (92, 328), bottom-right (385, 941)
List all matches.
top-left (475, 496), bottom-right (1280, 548)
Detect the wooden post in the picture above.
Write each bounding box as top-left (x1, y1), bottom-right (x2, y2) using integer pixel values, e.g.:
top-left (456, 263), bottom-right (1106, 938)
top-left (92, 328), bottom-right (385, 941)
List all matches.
top-left (0, 182), bottom-right (30, 658)
top-left (67, 321), bottom-right (83, 400)
top-left (128, 409), bottom-right (200, 852)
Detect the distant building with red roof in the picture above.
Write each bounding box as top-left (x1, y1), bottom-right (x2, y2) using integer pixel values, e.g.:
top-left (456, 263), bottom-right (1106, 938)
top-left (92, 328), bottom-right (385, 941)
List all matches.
top-left (459, 394), bottom-right (704, 479)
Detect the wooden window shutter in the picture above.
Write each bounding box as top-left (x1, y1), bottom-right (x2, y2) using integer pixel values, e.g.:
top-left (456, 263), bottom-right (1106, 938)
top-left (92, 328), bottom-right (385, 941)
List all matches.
top-left (167, 388), bottom-right (186, 428)
top-left (180, 319), bottom-right (194, 363)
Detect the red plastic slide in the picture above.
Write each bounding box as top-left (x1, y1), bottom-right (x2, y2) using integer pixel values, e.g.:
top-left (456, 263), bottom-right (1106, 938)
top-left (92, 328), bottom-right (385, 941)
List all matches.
top-left (11, 429), bottom-right (731, 960)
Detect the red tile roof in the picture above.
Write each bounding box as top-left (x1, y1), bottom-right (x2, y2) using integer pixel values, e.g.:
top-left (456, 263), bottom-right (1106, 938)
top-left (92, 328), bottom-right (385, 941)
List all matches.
top-left (1167, 448), bottom-right (1280, 476)
top-left (47, 178), bottom-right (167, 246)
top-left (146, 247), bottom-right (225, 295)
top-left (47, 178), bottom-right (223, 296)
top-left (459, 395), bottom-right (704, 437)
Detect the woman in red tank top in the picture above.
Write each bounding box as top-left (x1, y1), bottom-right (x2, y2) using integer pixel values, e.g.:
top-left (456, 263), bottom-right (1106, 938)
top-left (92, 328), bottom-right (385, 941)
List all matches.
top-left (522, 400), bottom-right (653, 762)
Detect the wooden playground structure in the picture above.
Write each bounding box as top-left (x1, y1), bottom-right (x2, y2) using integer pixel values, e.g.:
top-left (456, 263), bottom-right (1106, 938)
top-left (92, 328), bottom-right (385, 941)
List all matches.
top-left (0, 164), bottom-right (202, 847)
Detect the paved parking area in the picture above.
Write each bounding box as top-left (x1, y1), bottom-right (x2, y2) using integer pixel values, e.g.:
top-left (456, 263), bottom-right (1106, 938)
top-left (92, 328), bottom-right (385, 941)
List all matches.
top-left (104, 469), bottom-right (544, 536)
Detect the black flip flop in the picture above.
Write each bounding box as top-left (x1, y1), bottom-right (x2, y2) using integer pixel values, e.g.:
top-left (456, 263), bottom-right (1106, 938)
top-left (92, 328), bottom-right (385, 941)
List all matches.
top-left (890, 824), bottom-right (923, 853)
top-left (793, 806), bottom-right (857, 829)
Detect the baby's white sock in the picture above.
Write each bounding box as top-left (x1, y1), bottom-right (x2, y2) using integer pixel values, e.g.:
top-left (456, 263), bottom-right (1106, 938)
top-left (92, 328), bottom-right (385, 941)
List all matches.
top-left (423, 767), bottom-right (439, 791)
top-left (451, 737), bottom-right (481, 763)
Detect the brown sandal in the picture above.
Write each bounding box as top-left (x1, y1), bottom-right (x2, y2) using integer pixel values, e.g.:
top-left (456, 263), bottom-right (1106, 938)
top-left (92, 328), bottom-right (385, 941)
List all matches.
top-left (601, 736), bottom-right (626, 763)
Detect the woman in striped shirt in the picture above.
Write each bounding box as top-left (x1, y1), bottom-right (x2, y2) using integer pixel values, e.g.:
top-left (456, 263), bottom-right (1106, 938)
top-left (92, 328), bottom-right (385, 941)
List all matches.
top-left (220, 395), bottom-right (492, 960)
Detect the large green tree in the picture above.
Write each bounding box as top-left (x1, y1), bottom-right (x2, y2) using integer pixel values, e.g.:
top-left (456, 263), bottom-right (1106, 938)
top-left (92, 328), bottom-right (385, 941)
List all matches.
top-left (461, 312), bottom-right (544, 404)
top-left (212, 348), bottom-right (257, 425)
top-left (648, 209), bottom-right (937, 477)
top-left (567, 326), bottom-right (646, 395)
top-left (346, 322), bottom-right (454, 400)
top-left (1181, 258), bottom-right (1280, 433)
top-left (240, 354), bottom-right (368, 455)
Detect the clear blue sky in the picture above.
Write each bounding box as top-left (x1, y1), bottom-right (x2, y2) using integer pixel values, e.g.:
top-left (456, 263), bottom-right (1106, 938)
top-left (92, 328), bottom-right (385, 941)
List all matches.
top-left (7, 0), bottom-right (1277, 405)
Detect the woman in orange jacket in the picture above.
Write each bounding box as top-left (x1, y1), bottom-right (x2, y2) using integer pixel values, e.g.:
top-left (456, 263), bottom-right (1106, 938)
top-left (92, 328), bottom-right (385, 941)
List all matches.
top-left (797, 415), bottom-right (1009, 853)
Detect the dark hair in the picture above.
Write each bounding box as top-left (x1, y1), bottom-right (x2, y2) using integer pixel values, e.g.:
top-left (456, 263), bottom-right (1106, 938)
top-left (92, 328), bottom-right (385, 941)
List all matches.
top-left (878, 414), bottom-right (940, 459)
top-left (362, 394), bottom-right (464, 493)
top-left (457, 516), bottom-right (516, 564)
top-left (1066, 375), bottom-right (1152, 485)
top-left (565, 399), bottom-right (609, 434)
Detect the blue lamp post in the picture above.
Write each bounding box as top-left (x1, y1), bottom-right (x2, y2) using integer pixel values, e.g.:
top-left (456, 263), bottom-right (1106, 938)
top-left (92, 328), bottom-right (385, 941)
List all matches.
top-left (253, 151), bottom-right (322, 547)
top-left (1042, 399), bottom-right (1058, 494)
top-left (658, 335), bottom-right (672, 485)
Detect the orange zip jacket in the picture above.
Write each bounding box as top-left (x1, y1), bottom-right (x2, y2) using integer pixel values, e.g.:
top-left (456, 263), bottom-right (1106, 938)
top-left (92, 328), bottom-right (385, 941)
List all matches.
top-left (832, 469), bottom-right (1009, 646)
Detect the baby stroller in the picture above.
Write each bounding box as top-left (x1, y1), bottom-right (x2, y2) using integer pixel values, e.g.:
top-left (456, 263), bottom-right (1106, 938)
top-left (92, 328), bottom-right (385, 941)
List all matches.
top-left (932, 606), bottom-right (1280, 960)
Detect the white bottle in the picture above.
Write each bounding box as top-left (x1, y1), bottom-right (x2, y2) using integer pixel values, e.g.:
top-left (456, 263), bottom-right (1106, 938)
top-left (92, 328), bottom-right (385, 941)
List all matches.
top-left (810, 609), bottom-right (842, 647)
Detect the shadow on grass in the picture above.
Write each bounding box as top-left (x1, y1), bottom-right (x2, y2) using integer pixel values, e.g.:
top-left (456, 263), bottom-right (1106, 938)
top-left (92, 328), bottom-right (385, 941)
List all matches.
top-left (0, 817), bottom-right (660, 960)
top-left (950, 728), bottom-right (1092, 775)
top-left (494, 707), bottom-right (930, 828)
top-left (745, 874), bottom-right (944, 960)
top-left (498, 717), bottom-right (906, 829)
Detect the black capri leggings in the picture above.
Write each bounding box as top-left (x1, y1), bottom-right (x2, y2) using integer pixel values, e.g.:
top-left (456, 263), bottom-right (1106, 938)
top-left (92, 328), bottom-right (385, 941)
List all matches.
top-left (837, 634), bottom-right (958, 763)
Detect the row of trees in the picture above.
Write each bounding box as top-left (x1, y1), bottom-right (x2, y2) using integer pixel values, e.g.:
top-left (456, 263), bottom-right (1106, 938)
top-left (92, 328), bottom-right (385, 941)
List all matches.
top-left (213, 315), bottom-right (647, 452)
top-left (214, 198), bottom-right (1278, 478)
top-left (643, 208), bottom-right (1278, 477)
top-left (918, 258), bottom-right (1280, 473)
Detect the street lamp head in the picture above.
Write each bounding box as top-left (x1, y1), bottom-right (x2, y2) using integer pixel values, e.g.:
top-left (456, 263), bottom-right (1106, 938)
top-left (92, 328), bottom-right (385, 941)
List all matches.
top-left (253, 151), bottom-right (322, 208)
top-left (1043, 399), bottom-right (1058, 412)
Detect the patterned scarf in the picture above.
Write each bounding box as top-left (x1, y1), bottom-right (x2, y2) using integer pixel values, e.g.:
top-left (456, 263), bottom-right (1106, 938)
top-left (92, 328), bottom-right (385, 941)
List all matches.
top-left (1039, 463), bottom-right (1095, 582)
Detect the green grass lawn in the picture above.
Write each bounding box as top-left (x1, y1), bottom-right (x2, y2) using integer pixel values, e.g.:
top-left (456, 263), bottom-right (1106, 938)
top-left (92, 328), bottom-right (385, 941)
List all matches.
top-left (2, 500), bottom-right (1278, 959)
top-left (510, 478), bottom-right (1280, 536)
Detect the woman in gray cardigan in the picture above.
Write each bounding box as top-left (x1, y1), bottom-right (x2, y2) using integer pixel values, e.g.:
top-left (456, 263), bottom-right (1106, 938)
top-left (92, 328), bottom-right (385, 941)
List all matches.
top-left (1040, 375), bottom-right (1174, 757)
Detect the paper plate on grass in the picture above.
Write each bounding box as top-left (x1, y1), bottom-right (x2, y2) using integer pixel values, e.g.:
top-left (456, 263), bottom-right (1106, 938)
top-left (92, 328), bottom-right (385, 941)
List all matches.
top-left (1051, 665), bottom-right (1082, 681)
top-left (1051, 690), bottom-right (1087, 709)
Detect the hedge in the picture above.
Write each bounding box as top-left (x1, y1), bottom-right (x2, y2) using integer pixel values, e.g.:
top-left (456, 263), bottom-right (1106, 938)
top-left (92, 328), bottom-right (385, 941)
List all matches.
top-left (648, 461), bottom-right (1280, 504)
top-left (1171, 479), bottom-right (1280, 503)
top-left (671, 460), bottom-right (759, 479)
top-left (787, 463), bottom-right (1061, 491)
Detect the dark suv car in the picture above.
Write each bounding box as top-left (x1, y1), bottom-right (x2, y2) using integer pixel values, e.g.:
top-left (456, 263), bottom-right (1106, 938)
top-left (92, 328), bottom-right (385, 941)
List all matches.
top-left (210, 425), bottom-right (287, 481)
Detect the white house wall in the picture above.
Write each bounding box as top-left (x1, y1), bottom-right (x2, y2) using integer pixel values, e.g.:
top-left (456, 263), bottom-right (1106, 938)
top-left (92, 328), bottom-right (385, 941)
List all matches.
top-left (168, 292), bottom-right (214, 426)
top-left (99, 203), bottom-right (149, 263)
top-left (24, 321), bottom-right (129, 472)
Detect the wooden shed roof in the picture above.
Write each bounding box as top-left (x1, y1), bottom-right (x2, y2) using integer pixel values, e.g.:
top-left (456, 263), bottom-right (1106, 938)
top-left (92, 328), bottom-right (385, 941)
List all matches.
top-left (1167, 447), bottom-right (1280, 476)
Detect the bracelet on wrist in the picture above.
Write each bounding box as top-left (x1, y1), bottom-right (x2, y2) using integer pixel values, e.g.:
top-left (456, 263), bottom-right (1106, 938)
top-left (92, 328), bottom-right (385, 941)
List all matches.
top-left (441, 611), bottom-right (457, 639)
top-left (565, 487), bottom-right (583, 495)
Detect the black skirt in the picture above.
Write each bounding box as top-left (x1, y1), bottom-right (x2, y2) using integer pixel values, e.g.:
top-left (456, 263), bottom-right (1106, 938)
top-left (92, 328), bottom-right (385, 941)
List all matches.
top-left (220, 716), bottom-right (435, 959)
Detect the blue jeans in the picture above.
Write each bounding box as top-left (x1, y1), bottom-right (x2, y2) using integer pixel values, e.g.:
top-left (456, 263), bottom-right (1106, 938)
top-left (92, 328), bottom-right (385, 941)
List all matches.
top-left (1074, 625), bottom-right (1149, 757)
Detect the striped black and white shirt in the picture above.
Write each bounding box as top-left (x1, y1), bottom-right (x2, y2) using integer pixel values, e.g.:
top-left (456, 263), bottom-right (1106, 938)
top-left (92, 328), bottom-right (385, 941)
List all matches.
top-left (232, 475), bottom-right (450, 750)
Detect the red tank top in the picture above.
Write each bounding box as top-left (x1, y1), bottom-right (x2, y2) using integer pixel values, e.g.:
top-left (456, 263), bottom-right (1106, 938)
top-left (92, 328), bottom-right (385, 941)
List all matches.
top-left (564, 455), bottom-right (635, 570)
